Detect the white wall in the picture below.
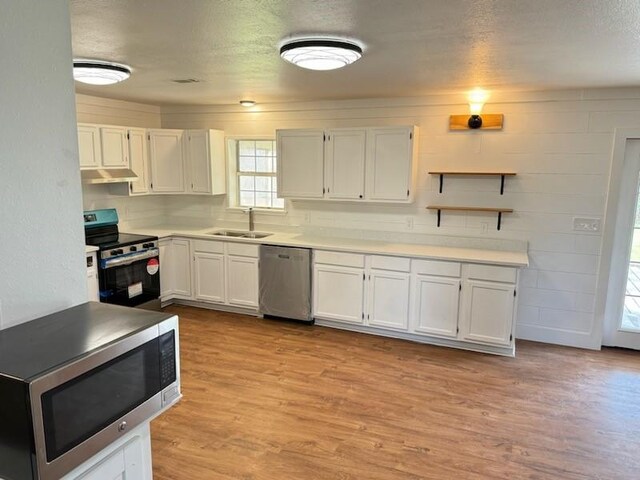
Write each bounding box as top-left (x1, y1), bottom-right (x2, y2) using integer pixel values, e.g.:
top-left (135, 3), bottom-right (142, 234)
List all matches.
top-left (159, 89), bottom-right (640, 349)
top-left (0, 0), bottom-right (86, 328)
top-left (76, 94), bottom-right (167, 228)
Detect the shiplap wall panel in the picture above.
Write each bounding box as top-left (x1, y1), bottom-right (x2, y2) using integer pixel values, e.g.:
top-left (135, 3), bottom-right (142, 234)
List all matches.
top-left (157, 89), bottom-right (640, 349)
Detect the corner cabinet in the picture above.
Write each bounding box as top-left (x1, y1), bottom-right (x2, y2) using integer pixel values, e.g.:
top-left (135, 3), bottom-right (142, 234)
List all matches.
top-left (276, 126), bottom-right (418, 203)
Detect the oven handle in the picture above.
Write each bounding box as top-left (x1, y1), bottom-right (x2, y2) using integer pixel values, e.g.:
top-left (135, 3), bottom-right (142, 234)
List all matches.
top-left (101, 248), bottom-right (160, 269)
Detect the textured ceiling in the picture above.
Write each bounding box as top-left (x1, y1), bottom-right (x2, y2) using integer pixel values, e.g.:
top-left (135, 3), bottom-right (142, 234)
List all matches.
top-left (70, 0), bottom-right (640, 105)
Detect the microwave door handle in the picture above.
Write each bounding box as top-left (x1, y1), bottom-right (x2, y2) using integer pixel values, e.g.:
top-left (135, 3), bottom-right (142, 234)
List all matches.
top-left (101, 248), bottom-right (159, 269)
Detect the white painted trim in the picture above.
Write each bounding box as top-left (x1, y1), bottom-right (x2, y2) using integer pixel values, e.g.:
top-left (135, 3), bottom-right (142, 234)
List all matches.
top-left (594, 128), bottom-right (640, 348)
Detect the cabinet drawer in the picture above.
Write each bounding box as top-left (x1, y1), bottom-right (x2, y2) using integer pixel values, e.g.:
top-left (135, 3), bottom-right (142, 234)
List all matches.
top-left (226, 242), bottom-right (259, 258)
top-left (467, 264), bottom-right (517, 283)
top-left (412, 259), bottom-right (461, 277)
top-left (314, 250), bottom-right (365, 268)
top-left (193, 239), bottom-right (223, 254)
top-left (370, 255), bottom-right (411, 272)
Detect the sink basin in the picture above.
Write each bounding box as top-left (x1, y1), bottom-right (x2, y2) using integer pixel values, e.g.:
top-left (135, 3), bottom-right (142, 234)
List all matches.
top-left (210, 230), bottom-right (247, 237)
top-left (208, 230), bottom-right (272, 239)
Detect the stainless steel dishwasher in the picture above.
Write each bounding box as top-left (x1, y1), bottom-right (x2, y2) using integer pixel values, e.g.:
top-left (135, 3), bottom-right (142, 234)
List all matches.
top-left (259, 245), bottom-right (312, 323)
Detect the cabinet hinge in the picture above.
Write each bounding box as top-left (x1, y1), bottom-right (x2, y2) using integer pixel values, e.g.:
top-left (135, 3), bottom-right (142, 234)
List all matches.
top-left (362, 272), bottom-right (365, 280)
top-left (150, 182), bottom-right (153, 189)
top-left (323, 134), bottom-right (326, 141)
top-left (510, 334), bottom-right (513, 341)
top-left (126, 133), bottom-right (130, 140)
top-left (147, 134), bottom-right (150, 141)
top-left (327, 187), bottom-right (330, 193)
top-left (362, 312), bottom-right (364, 319)
top-left (456, 326), bottom-right (459, 333)
top-left (407, 189), bottom-right (410, 197)
top-left (129, 183), bottom-right (133, 192)
top-left (459, 283), bottom-right (462, 291)
top-left (514, 289), bottom-right (517, 297)
top-left (323, 187), bottom-right (325, 194)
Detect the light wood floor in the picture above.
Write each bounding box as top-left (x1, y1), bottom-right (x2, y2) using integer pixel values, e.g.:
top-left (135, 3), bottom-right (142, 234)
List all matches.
top-left (151, 305), bottom-right (640, 480)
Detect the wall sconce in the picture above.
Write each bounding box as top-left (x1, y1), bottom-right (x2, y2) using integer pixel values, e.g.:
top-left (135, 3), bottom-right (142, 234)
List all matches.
top-left (449, 89), bottom-right (503, 130)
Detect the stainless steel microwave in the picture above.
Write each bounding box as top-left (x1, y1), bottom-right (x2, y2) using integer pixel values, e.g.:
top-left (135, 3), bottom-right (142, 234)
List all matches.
top-left (0, 302), bottom-right (181, 480)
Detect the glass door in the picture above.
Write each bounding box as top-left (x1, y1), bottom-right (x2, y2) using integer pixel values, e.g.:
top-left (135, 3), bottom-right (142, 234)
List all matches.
top-left (604, 140), bottom-right (640, 349)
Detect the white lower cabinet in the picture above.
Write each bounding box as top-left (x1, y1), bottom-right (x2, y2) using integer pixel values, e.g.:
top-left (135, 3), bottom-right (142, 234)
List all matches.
top-left (412, 275), bottom-right (460, 338)
top-left (194, 252), bottom-right (225, 303)
top-left (172, 239), bottom-right (192, 299)
top-left (227, 255), bottom-right (259, 307)
top-left (313, 264), bottom-right (365, 324)
top-left (188, 240), bottom-right (259, 309)
top-left (366, 267), bottom-right (410, 331)
top-left (159, 239), bottom-right (173, 300)
top-left (62, 424), bottom-right (152, 480)
top-left (459, 279), bottom-right (515, 346)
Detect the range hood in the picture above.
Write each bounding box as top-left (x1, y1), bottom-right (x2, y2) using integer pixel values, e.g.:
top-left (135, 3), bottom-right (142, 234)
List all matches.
top-left (81, 168), bottom-right (138, 184)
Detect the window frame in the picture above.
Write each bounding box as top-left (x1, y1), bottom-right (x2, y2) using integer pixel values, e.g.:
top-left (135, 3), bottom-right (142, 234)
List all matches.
top-left (225, 136), bottom-right (286, 213)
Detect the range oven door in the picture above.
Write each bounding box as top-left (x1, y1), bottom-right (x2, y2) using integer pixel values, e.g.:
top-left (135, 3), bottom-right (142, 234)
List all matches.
top-left (29, 321), bottom-right (180, 480)
top-left (99, 249), bottom-right (160, 307)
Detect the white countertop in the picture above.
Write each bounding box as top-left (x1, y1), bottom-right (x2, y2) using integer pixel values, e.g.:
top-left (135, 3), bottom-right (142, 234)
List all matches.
top-left (85, 245), bottom-right (99, 254)
top-left (125, 225), bottom-right (529, 267)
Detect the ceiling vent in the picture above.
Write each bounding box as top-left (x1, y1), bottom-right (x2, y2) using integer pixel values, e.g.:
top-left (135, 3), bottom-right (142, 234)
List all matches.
top-left (171, 78), bottom-right (200, 84)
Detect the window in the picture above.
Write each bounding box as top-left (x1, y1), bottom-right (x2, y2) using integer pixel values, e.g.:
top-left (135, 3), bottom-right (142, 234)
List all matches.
top-left (235, 140), bottom-right (284, 209)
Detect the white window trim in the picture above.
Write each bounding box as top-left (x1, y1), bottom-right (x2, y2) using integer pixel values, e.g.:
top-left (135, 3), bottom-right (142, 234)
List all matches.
top-left (225, 136), bottom-right (287, 214)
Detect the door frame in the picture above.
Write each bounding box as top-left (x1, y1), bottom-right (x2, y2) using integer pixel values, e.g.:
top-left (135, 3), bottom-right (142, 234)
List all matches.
top-left (595, 128), bottom-right (640, 348)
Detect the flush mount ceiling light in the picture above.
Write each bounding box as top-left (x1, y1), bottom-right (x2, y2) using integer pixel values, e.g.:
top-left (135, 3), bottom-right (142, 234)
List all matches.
top-left (239, 100), bottom-right (256, 107)
top-left (73, 60), bottom-right (131, 85)
top-left (279, 38), bottom-right (363, 71)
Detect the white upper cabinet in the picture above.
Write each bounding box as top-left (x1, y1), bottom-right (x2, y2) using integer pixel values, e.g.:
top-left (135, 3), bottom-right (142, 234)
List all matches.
top-left (366, 127), bottom-right (416, 202)
top-left (100, 126), bottom-right (129, 168)
top-left (185, 129), bottom-right (226, 195)
top-left (128, 128), bottom-right (150, 195)
top-left (276, 126), bottom-right (417, 203)
top-left (77, 124), bottom-right (102, 169)
top-left (325, 129), bottom-right (366, 200)
top-left (148, 129), bottom-right (186, 194)
top-left (276, 129), bottom-right (325, 198)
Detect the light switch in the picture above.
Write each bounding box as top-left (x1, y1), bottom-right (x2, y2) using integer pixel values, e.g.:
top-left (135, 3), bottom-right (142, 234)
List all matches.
top-left (573, 217), bottom-right (601, 232)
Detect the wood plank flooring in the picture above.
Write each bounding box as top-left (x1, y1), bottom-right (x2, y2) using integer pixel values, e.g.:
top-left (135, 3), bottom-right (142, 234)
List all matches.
top-left (151, 306), bottom-right (640, 480)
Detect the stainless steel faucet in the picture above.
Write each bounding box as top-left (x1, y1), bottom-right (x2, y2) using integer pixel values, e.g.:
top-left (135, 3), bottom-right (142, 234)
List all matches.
top-left (244, 207), bottom-right (254, 231)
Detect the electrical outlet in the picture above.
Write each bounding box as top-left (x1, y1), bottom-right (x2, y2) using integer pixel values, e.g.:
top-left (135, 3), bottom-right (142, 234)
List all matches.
top-left (406, 217), bottom-right (414, 230)
top-left (573, 217), bottom-right (601, 232)
top-left (481, 222), bottom-right (489, 234)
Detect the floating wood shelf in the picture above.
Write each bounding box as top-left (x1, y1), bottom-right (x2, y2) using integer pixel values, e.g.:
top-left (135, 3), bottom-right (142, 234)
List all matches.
top-left (426, 205), bottom-right (514, 230)
top-left (428, 171), bottom-right (517, 195)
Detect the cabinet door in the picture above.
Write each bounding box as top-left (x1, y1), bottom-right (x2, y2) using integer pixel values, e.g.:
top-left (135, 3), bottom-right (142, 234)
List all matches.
top-left (366, 127), bottom-right (414, 201)
top-left (128, 128), bottom-right (150, 195)
top-left (325, 129), bottom-right (366, 200)
top-left (194, 252), bottom-right (225, 303)
top-left (459, 279), bottom-right (515, 346)
top-left (77, 124), bottom-right (101, 168)
top-left (412, 275), bottom-right (460, 338)
top-left (75, 448), bottom-right (126, 480)
top-left (187, 130), bottom-right (212, 194)
top-left (149, 129), bottom-right (185, 193)
top-left (100, 126), bottom-right (129, 168)
top-left (226, 255), bottom-right (258, 308)
top-left (277, 129), bottom-right (325, 198)
top-left (366, 270), bottom-right (410, 331)
top-left (159, 239), bottom-right (173, 299)
top-left (313, 264), bottom-right (364, 324)
top-left (172, 239), bottom-right (192, 299)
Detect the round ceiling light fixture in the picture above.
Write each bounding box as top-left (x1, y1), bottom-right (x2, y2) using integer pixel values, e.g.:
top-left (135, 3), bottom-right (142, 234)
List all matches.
top-left (279, 38), bottom-right (363, 71)
top-left (73, 59), bottom-right (131, 85)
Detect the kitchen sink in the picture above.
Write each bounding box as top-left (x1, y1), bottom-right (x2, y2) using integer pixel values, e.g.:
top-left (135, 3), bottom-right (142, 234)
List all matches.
top-left (208, 230), bottom-right (272, 239)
